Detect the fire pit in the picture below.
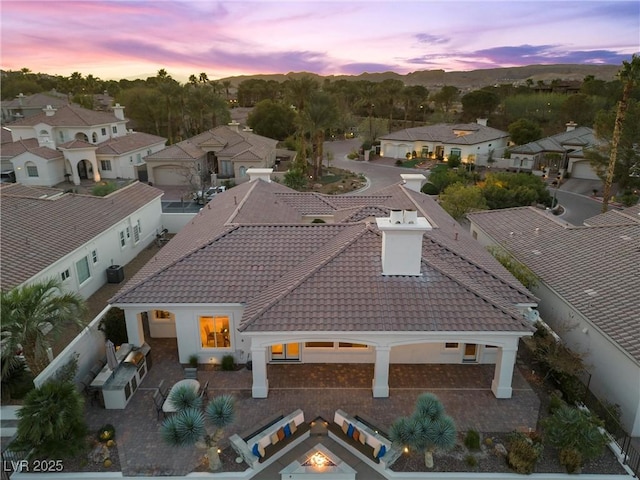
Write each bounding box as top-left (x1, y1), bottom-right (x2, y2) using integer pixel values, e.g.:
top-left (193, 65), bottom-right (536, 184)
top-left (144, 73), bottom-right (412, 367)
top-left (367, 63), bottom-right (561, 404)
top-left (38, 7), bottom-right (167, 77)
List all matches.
top-left (279, 443), bottom-right (355, 479)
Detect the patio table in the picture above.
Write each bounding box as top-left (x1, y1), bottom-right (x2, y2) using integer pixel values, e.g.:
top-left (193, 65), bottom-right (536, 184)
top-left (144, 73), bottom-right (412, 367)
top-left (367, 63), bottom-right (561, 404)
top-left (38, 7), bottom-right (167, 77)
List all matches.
top-left (162, 379), bottom-right (200, 413)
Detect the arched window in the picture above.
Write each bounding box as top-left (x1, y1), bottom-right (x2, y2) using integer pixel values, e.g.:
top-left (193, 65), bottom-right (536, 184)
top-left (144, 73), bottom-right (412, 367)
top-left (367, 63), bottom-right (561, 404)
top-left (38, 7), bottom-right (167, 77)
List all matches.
top-left (25, 161), bottom-right (39, 177)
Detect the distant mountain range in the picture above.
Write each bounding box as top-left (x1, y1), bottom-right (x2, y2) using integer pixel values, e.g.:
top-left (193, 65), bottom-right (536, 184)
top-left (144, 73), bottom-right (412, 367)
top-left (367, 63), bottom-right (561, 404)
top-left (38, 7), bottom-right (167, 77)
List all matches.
top-left (219, 64), bottom-right (620, 90)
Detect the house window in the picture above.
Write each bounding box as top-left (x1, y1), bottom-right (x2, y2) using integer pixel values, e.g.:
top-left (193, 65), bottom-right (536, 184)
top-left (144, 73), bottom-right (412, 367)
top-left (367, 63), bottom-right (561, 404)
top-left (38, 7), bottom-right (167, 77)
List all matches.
top-left (338, 342), bottom-right (368, 348)
top-left (239, 166), bottom-right (247, 177)
top-left (136, 153), bottom-right (142, 164)
top-left (445, 342), bottom-right (459, 349)
top-left (450, 148), bottom-right (461, 160)
top-left (126, 227), bottom-right (131, 239)
top-left (154, 310), bottom-right (172, 319)
top-left (59, 132), bottom-right (64, 141)
top-left (100, 160), bottom-right (112, 171)
top-left (305, 342), bottom-right (334, 348)
top-left (91, 249), bottom-right (98, 264)
top-left (92, 132), bottom-right (98, 143)
top-left (101, 128), bottom-right (107, 135)
top-left (119, 230), bottom-right (126, 247)
top-left (60, 269), bottom-right (70, 281)
top-left (26, 164), bottom-right (38, 177)
top-left (199, 316), bottom-right (230, 349)
top-left (133, 224), bottom-right (140, 244)
top-left (112, 126), bottom-right (117, 134)
top-left (220, 160), bottom-right (233, 177)
top-left (75, 256), bottom-right (91, 284)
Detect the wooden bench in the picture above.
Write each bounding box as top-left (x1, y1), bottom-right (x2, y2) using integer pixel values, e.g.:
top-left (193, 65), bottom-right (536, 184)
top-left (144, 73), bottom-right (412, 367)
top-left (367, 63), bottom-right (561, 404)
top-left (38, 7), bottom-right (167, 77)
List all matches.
top-left (229, 409), bottom-right (310, 470)
top-left (328, 409), bottom-right (401, 469)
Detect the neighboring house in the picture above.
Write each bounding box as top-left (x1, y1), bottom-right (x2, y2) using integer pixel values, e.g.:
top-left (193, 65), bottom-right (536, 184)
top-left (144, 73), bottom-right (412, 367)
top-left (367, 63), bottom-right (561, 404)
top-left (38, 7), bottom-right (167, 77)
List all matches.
top-left (4, 104), bottom-right (166, 186)
top-left (1, 91), bottom-right (71, 123)
top-left (509, 123), bottom-right (603, 179)
top-left (379, 120), bottom-right (508, 164)
top-left (468, 205), bottom-right (640, 436)
top-left (145, 122), bottom-right (278, 187)
top-left (0, 181), bottom-right (164, 299)
top-left (111, 170), bottom-right (538, 401)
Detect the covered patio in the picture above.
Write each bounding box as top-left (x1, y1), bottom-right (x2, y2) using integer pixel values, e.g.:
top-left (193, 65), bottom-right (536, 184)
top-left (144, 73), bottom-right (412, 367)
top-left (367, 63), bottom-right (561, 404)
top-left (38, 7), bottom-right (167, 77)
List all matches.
top-left (84, 337), bottom-right (540, 476)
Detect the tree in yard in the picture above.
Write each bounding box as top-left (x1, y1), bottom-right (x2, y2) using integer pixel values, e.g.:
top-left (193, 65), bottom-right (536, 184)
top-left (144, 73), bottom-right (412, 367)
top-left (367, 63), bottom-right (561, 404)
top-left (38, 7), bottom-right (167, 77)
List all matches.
top-left (508, 118), bottom-right (542, 145)
top-left (439, 183), bottom-right (488, 220)
top-left (542, 405), bottom-right (608, 471)
top-left (389, 392), bottom-right (457, 468)
top-left (247, 99), bottom-right (296, 140)
top-left (1, 278), bottom-right (87, 376)
top-left (602, 54), bottom-right (640, 212)
top-left (431, 85), bottom-right (460, 114)
top-left (461, 89), bottom-right (500, 121)
top-left (14, 380), bottom-right (88, 458)
top-left (162, 391), bottom-right (235, 471)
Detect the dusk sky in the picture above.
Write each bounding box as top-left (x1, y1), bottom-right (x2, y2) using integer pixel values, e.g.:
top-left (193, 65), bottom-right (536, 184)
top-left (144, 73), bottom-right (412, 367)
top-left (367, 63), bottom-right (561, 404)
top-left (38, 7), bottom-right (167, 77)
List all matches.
top-left (1, 0), bottom-right (638, 82)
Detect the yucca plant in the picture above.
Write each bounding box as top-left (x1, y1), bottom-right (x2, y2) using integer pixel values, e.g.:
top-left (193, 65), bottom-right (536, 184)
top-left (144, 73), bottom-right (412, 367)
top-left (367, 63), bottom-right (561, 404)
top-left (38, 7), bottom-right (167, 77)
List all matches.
top-left (160, 394), bottom-right (235, 471)
top-left (167, 384), bottom-right (202, 411)
top-left (390, 392), bottom-right (457, 468)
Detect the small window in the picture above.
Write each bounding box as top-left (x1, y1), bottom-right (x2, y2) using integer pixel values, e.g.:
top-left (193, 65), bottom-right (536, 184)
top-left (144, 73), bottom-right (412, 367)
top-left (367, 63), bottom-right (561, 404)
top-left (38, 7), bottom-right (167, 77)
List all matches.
top-left (472, 230), bottom-right (478, 240)
top-left (112, 126), bottom-right (117, 134)
top-left (136, 153), bottom-right (141, 163)
top-left (100, 160), bottom-right (112, 171)
top-left (61, 269), bottom-right (70, 281)
top-left (119, 230), bottom-right (126, 247)
top-left (338, 342), bottom-right (368, 348)
top-left (137, 219), bottom-right (142, 233)
top-left (101, 128), bottom-right (107, 135)
top-left (75, 256), bottom-right (90, 284)
top-left (485, 344), bottom-right (498, 349)
top-left (445, 342), bottom-right (459, 349)
top-left (26, 165), bottom-right (39, 177)
top-left (59, 131), bottom-right (64, 141)
top-left (92, 132), bottom-right (98, 143)
top-left (305, 342), bottom-right (334, 348)
top-left (126, 227), bottom-right (131, 239)
top-left (91, 249), bottom-right (98, 264)
top-left (199, 316), bottom-right (231, 349)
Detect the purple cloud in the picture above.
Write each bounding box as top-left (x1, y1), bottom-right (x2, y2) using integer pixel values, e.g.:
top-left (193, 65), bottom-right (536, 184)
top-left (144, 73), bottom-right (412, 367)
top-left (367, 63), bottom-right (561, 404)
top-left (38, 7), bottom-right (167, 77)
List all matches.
top-left (415, 33), bottom-right (449, 45)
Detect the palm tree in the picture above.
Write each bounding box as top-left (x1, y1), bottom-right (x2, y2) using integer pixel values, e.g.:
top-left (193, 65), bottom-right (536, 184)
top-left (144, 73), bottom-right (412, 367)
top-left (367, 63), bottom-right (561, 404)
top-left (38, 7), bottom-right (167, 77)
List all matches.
top-left (1, 279), bottom-right (87, 376)
top-left (389, 393), bottom-right (457, 468)
top-left (601, 54), bottom-right (640, 212)
top-left (161, 392), bottom-right (235, 471)
top-left (299, 91), bottom-right (339, 178)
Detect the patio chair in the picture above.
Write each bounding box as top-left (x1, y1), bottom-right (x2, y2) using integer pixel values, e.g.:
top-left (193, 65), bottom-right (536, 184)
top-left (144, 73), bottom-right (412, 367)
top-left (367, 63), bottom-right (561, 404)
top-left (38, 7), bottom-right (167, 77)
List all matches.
top-left (157, 379), bottom-right (169, 400)
top-left (199, 380), bottom-right (209, 401)
top-left (152, 391), bottom-right (165, 420)
top-left (90, 359), bottom-right (105, 377)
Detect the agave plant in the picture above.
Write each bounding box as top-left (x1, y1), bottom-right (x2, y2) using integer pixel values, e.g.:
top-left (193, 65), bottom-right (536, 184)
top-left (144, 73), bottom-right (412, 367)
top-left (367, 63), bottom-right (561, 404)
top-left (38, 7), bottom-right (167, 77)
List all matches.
top-left (390, 392), bottom-right (457, 468)
top-left (160, 394), bottom-right (235, 471)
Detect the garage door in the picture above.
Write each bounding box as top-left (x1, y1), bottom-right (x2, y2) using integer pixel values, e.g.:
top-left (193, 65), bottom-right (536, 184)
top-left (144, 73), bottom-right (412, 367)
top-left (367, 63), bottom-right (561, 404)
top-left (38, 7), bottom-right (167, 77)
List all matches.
top-left (153, 165), bottom-right (187, 185)
top-left (571, 161), bottom-right (600, 180)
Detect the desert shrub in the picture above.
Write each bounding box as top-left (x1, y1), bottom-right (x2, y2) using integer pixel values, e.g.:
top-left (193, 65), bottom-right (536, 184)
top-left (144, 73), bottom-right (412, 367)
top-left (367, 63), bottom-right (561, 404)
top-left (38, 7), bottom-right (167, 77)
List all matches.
top-left (465, 454), bottom-right (478, 467)
top-left (620, 192), bottom-right (639, 207)
top-left (97, 424), bottom-right (116, 443)
top-left (507, 431), bottom-right (543, 474)
top-left (548, 392), bottom-right (565, 413)
top-left (464, 430), bottom-right (481, 450)
top-left (421, 182), bottom-right (439, 195)
top-left (484, 437), bottom-right (494, 447)
top-left (559, 448), bottom-right (582, 473)
top-left (91, 182), bottom-right (118, 197)
top-left (188, 354), bottom-right (198, 367)
top-left (221, 354), bottom-right (236, 371)
top-left (311, 218), bottom-right (326, 223)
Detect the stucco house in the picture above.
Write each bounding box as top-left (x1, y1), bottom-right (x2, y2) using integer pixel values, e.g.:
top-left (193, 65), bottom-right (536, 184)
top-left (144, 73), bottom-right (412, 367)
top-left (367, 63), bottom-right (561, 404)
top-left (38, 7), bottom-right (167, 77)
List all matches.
top-left (1, 91), bottom-right (71, 123)
top-left (379, 120), bottom-right (508, 165)
top-left (0, 181), bottom-right (164, 299)
top-left (110, 170), bottom-right (538, 400)
top-left (468, 205), bottom-right (640, 436)
top-left (144, 122), bottom-right (277, 187)
top-left (4, 104), bottom-right (166, 186)
top-left (509, 122), bottom-right (603, 179)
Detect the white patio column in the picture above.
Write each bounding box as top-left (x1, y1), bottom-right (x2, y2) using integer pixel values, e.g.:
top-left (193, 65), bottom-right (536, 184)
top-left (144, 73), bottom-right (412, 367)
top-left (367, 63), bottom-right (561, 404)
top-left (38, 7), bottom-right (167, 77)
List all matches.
top-left (71, 160), bottom-right (81, 185)
top-left (251, 346), bottom-right (269, 398)
top-left (91, 159), bottom-right (101, 182)
top-left (491, 346), bottom-right (517, 398)
top-left (372, 346), bottom-right (390, 398)
top-left (124, 310), bottom-right (145, 347)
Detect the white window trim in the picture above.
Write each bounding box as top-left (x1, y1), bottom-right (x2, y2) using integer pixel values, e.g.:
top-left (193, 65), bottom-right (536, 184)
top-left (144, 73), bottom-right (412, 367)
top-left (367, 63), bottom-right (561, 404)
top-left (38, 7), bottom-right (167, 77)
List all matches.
top-left (75, 256), bottom-right (91, 285)
top-left (119, 230), bottom-right (126, 248)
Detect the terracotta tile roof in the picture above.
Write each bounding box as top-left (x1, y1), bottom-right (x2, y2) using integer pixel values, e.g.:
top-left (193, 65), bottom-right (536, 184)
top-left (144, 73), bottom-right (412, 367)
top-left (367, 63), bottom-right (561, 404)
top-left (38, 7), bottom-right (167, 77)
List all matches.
top-left (380, 123), bottom-right (508, 145)
top-left (0, 182), bottom-right (163, 291)
top-left (95, 132), bottom-right (166, 155)
top-left (468, 206), bottom-right (640, 362)
top-left (58, 139), bottom-right (96, 149)
top-left (112, 180), bottom-right (535, 336)
top-left (1, 139), bottom-right (63, 160)
top-left (1, 127), bottom-right (13, 144)
top-left (0, 183), bottom-right (65, 198)
top-left (8, 105), bottom-right (123, 127)
top-left (583, 204), bottom-right (640, 226)
top-left (510, 127), bottom-right (601, 155)
top-left (2, 92), bottom-right (70, 109)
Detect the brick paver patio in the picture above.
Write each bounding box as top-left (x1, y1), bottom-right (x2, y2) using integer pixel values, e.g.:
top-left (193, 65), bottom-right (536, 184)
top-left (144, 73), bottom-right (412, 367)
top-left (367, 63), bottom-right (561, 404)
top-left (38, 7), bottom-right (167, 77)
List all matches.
top-left (84, 337), bottom-right (540, 476)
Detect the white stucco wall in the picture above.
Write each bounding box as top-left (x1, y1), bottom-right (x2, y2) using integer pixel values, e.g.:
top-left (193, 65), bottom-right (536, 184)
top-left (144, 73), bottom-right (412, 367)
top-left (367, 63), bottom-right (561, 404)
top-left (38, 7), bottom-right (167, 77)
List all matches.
top-left (11, 152), bottom-right (65, 186)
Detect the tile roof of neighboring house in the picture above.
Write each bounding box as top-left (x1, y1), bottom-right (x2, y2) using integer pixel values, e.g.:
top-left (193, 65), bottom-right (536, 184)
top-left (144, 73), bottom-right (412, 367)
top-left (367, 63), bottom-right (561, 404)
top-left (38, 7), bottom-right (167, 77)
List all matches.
top-left (379, 123), bottom-right (508, 145)
top-left (0, 183), bottom-right (64, 198)
top-left (510, 126), bottom-right (599, 155)
top-left (111, 179), bottom-right (535, 335)
top-left (2, 92), bottom-right (70, 109)
top-left (95, 132), bottom-right (166, 155)
top-left (468, 206), bottom-right (640, 363)
top-left (8, 104), bottom-right (123, 127)
top-left (1, 127), bottom-right (13, 144)
top-left (58, 139), bottom-right (96, 150)
top-left (0, 182), bottom-right (163, 291)
top-left (583, 204), bottom-right (640, 226)
top-left (1, 139), bottom-right (63, 160)
top-left (145, 125), bottom-right (277, 164)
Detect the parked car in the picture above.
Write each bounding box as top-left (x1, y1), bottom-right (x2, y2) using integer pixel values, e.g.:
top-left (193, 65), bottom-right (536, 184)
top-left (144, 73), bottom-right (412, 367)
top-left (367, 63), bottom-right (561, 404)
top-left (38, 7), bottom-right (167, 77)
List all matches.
top-left (192, 185), bottom-right (226, 204)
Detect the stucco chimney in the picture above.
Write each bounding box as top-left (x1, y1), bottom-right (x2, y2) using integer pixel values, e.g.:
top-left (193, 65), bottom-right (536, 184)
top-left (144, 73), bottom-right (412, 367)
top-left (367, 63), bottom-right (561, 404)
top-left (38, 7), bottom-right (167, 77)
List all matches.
top-left (228, 121), bottom-right (240, 132)
top-left (400, 173), bottom-right (426, 192)
top-left (43, 105), bottom-right (57, 116)
top-left (476, 118), bottom-right (488, 126)
top-left (566, 121), bottom-right (577, 132)
top-left (376, 210), bottom-right (432, 276)
top-left (112, 103), bottom-right (125, 121)
top-left (17, 93), bottom-right (24, 106)
top-left (247, 168), bottom-right (273, 183)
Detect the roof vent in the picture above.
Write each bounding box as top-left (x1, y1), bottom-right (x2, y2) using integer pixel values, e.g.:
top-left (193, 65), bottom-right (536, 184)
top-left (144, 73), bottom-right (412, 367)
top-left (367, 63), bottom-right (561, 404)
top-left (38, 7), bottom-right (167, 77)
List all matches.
top-left (584, 288), bottom-right (598, 296)
top-left (247, 168), bottom-right (273, 183)
top-left (620, 235), bottom-right (632, 241)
